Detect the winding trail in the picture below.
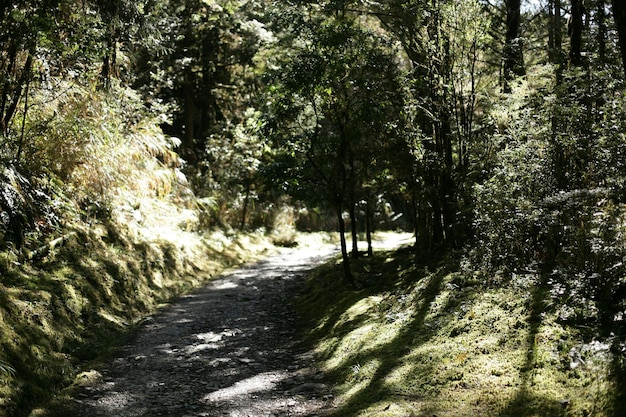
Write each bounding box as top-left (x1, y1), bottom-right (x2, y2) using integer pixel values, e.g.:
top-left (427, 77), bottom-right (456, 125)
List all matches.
top-left (52, 244), bottom-right (339, 417)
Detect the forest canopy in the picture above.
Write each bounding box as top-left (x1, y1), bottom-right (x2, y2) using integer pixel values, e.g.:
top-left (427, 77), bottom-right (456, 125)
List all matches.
top-left (2, 0), bottom-right (626, 406)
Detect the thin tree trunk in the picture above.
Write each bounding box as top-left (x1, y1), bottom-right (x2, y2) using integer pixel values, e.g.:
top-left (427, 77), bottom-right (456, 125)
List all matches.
top-left (2, 51), bottom-right (33, 136)
top-left (336, 205), bottom-right (353, 285)
top-left (349, 202), bottom-right (359, 258)
top-left (612, 0), bottom-right (626, 78)
top-left (347, 143), bottom-right (359, 258)
top-left (552, 0), bottom-right (564, 82)
top-left (598, 0), bottom-right (607, 64)
top-left (15, 76), bottom-right (30, 167)
top-left (240, 175), bottom-right (251, 231)
top-left (365, 200), bottom-right (373, 257)
top-left (411, 192), bottom-right (420, 250)
top-left (182, 70), bottom-right (197, 161)
top-left (335, 124), bottom-right (353, 284)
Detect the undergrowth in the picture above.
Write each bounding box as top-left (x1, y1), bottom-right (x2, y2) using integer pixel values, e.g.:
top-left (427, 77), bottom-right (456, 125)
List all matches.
top-left (298, 245), bottom-right (626, 417)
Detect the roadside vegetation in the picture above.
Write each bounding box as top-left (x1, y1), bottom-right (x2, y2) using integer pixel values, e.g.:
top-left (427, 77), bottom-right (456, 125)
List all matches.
top-left (0, 89), bottom-right (276, 416)
top-left (299, 244), bottom-right (626, 417)
top-left (1, 229), bottom-right (275, 415)
top-left (2, 1), bottom-right (626, 416)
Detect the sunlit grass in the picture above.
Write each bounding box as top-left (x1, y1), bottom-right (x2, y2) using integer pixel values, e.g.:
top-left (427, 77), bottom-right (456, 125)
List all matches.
top-left (298, 244), bottom-right (622, 417)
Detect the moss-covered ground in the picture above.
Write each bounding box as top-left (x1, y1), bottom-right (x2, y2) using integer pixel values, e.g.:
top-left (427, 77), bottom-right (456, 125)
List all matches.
top-left (0, 216), bottom-right (283, 417)
top-left (298, 243), bottom-right (626, 417)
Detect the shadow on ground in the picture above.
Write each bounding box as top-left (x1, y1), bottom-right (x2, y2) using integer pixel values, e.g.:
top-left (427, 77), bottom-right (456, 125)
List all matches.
top-left (41, 245), bottom-right (338, 417)
top-left (298, 245), bottom-right (626, 417)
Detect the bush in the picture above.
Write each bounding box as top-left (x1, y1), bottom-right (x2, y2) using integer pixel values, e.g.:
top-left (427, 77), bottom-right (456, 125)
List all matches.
top-left (471, 66), bottom-right (626, 338)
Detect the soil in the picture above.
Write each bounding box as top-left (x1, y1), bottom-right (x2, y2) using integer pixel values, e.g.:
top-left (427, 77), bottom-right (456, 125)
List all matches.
top-left (46, 244), bottom-right (339, 417)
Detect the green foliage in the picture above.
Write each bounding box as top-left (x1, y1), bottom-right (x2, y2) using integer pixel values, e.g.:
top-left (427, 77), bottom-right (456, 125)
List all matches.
top-left (131, 0), bottom-right (283, 230)
top-left (472, 64), bottom-right (626, 339)
top-left (1, 0), bottom-right (626, 414)
top-left (197, 108), bottom-right (271, 229)
top-left (267, 11), bottom-right (407, 209)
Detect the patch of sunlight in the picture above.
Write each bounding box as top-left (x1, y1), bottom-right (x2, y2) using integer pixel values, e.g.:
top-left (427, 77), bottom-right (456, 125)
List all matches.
top-left (73, 370), bottom-right (102, 386)
top-left (184, 343), bottom-right (221, 354)
top-left (92, 390), bottom-right (135, 411)
top-left (363, 231), bottom-right (414, 251)
top-left (338, 358), bottom-right (382, 399)
top-left (97, 309), bottom-right (128, 327)
top-left (202, 371), bottom-right (290, 402)
top-left (212, 280), bottom-right (239, 290)
top-left (325, 323), bottom-right (401, 371)
top-left (335, 295), bottom-right (383, 328)
top-left (354, 400), bottom-right (425, 417)
top-left (51, 266), bottom-right (73, 281)
top-left (195, 332), bottom-right (223, 342)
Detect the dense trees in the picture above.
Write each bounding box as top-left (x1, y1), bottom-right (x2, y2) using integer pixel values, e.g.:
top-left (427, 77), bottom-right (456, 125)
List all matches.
top-left (2, 0), bottom-right (626, 363)
top-left (266, 9), bottom-right (406, 281)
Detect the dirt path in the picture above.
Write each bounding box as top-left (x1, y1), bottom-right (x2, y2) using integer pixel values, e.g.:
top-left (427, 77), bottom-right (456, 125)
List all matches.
top-left (48, 244), bottom-right (339, 417)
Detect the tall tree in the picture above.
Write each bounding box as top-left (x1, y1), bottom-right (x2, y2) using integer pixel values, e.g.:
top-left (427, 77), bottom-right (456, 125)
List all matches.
top-left (612, 0), bottom-right (626, 77)
top-left (503, 0), bottom-right (525, 91)
top-left (597, 0), bottom-right (608, 63)
top-left (548, 0), bottom-right (564, 72)
top-left (569, 0), bottom-right (585, 66)
top-left (268, 12), bottom-right (405, 282)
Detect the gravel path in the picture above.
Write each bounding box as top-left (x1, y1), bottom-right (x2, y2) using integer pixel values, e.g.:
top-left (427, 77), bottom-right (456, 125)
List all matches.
top-left (50, 244), bottom-right (339, 417)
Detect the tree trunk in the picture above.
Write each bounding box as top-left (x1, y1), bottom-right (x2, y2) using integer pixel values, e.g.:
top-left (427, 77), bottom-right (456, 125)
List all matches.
top-left (503, 0), bottom-right (525, 92)
top-left (569, 0), bottom-right (584, 67)
top-left (365, 200), bottom-right (373, 257)
top-left (2, 49), bottom-right (34, 137)
top-left (182, 70), bottom-right (197, 161)
top-left (336, 204), bottom-right (353, 285)
top-left (437, 33), bottom-right (456, 248)
top-left (347, 143), bottom-right (359, 258)
top-left (335, 124), bottom-right (353, 284)
top-left (349, 202), bottom-right (359, 258)
top-left (612, 0), bottom-right (626, 78)
top-left (411, 192), bottom-right (420, 250)
top-left (240, 175), bottom-right (251, 231)
top-left (598, 0), bottom-right (607, 64)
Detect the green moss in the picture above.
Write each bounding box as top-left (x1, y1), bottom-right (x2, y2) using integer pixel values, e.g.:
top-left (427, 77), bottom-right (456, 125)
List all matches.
top-left (0, 223), bottom-right (275, 417)
top-left (298, 246), bottom-right (622, 417)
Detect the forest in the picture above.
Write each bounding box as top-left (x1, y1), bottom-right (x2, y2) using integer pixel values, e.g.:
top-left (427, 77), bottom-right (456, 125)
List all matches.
top-left (2, 0), bottom-right (626, 415)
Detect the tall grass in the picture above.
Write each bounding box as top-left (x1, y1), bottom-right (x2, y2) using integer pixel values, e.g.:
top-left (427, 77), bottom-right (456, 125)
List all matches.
top-left (16, 79), bottom-right (184, 206)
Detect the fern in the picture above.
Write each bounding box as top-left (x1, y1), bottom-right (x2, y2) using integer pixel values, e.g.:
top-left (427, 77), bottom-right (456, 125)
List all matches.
top-left (0, 360), bottom-right (15, 378)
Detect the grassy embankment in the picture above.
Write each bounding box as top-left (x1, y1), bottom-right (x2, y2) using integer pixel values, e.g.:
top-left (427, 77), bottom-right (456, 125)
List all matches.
top-left (0, 79), bottom-right (318, 417)
top-left (298, 239), bottom-right (626, 417)
top-left (0, 200), bottom-right (297, 417)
